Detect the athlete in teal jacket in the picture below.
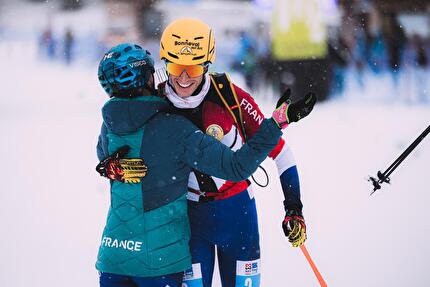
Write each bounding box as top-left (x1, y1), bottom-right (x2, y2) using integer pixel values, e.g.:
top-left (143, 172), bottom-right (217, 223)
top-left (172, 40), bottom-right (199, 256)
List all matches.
top-left (95, 43), bottom-right (285, 286)
top-left (95, 43), bottom-right (314, 287)
top-left (96, 94), bottom-right (282, 276)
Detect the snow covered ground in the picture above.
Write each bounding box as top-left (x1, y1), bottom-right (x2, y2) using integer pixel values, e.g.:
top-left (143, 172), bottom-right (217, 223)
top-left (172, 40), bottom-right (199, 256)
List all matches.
top-left (1, 39), bottom-right (429, 287)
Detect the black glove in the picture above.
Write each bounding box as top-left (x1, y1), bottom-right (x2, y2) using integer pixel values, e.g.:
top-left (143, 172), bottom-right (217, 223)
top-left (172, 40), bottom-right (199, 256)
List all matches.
top-left (282, 209), bottom-right (307, 247)
top-left (272, 89), bottom-right (317, 128)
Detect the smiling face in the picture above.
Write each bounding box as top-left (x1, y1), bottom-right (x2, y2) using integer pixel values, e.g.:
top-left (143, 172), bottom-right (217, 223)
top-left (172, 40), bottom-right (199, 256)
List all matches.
top-left (168, 70), bottom-right (204, 98)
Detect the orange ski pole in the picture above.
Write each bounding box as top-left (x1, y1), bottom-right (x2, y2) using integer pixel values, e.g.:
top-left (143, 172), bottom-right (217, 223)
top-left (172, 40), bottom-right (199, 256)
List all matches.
top-left (300, 244), bottom-right (327, 287)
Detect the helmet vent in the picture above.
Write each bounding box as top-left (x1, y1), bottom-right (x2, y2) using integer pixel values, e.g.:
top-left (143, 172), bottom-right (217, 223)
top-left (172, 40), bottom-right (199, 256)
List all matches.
top-left (124, 46), bottom-right (132, 52)
top-left (172, 34), bottom-right (181, 39)
top-left (134, 44), bottom-right (142, 50)
top-left (127, 56), bottom-right (137, 62)
top-left (120, 71), bottom-right (133, 79)
top-left (192, 55), bottom-right (205, 60)
top-left (167, 52), bottom-right (179, 59)
top-left (194, 36), bottom-right (203, 40)
top-left (105, 62), bottom-right (114, 68)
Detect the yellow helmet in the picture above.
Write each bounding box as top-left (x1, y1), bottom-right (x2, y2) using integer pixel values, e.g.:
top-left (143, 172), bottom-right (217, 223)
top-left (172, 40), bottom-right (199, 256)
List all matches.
top-left (160, 18), bottom-right (215, 65)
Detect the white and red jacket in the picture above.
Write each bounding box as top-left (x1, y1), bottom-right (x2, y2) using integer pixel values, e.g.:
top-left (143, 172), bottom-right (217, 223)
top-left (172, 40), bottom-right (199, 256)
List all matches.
top-left (163, 76), bottom-right (298, 203)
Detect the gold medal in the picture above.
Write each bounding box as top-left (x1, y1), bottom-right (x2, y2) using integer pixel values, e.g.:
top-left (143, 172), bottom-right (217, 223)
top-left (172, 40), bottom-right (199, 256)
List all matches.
top-left (206, 124), bottom-right (224, 141)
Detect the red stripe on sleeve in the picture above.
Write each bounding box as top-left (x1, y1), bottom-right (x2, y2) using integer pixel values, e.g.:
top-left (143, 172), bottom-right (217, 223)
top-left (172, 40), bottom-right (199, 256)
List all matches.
top-left (269, 138), bottom-right (285, 159)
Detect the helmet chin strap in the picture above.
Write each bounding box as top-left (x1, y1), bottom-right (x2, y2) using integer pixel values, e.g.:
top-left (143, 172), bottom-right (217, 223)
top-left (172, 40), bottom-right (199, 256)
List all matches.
top-left (190, 72), bottom-right (207, 97)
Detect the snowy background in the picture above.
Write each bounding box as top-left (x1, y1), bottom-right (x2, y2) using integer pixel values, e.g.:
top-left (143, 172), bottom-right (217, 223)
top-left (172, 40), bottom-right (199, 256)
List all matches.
top-left (1, 1), bottom-right (430, 286)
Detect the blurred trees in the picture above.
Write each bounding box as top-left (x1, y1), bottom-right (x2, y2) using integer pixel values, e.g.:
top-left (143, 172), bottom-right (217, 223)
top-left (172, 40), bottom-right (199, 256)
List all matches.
top-left (61, 0), bottom-right (83, 10)
top-left (339, 0), bottom-right (429, 13)
top-left (27, 0), bottom-right (83, 10)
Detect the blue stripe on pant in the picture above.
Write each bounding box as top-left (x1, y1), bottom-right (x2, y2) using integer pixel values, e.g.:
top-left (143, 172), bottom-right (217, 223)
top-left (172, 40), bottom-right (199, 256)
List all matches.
top-left (183, 190), bottom-right (261, 287)
top-left (99, 272), bottom-right (183, 287)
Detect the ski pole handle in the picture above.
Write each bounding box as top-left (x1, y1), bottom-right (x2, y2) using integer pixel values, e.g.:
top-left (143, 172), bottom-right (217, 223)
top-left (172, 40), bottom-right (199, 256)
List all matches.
top-left (300, 244), bottom-right (327, 287)
top-left (369, 123), bottom-right (430, 193)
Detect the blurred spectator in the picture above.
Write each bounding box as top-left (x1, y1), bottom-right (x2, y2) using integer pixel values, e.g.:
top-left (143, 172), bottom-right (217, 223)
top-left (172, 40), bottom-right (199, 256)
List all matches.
top-left (412, 34), bottom-right (428, 103)
top-left (39, 26), bottom-right (56, 60)
top-left (352, 25), bottom-right (367, 89)
top-left (365, 7), bottom-right (386, 74)
top-left (383, 13), bottom-right (406, 86)
top-left (252, 22), bottom-right (272, 91)
top-left (351, 12), bottom-right (368, 90)
top-left (241, 45), bottom-right (258, 90)
top-left (231, 31), bottom-right (258, 90)
top-left (328, 34), bottom-right (350, 99)
top-left (366, 31), bottom-right (386, 74)
top-left (64, 28), bottom-right (74, 65)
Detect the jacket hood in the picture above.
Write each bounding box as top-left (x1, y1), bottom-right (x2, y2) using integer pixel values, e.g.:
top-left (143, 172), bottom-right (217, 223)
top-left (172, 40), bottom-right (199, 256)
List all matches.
top-left (102, 96), bottom-right (169, 134)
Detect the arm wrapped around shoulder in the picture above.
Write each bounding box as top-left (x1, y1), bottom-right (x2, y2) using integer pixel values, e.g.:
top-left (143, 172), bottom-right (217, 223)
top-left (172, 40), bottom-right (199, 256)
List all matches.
top-left (183, 118), bottom-right (282, 182)
top-left (95, 145), bottom-right (148, 184)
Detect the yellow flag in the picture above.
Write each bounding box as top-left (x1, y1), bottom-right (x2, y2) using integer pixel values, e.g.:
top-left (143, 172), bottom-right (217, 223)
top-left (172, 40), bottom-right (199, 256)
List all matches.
top-left (272, 0), bottom-right (328, 61)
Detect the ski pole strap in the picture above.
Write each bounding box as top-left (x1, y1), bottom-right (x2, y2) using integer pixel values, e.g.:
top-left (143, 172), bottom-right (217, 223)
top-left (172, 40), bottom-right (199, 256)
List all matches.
top-left (300, 244), bottom-right (327, 287)
top-left (251, 165), bottom-right (270, 188)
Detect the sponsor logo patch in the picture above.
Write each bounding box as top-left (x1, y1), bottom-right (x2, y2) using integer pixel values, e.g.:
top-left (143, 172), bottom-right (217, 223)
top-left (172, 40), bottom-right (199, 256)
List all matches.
top-left (237, 259), bottom-right (260, 276)
top-left (183, 263), bottom-right (203, 281)
top-left (103, 52), bottom-right (114, 61)
top-left (174, 39), bottom-right (203, 56)
top-left (180, 46), bottom-right (194, 55)
top-left (245, 263), bottom-right (252, 273)
top-left (129, 60), bottom-right (147, 68)
top-left (183, 268), bottom-right (194, 281)
top-left (174, 40), bottom-right (202, 49)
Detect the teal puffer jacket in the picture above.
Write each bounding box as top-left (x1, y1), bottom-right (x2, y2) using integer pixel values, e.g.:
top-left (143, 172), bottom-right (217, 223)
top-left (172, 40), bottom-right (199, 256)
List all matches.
top-left (96, 96), bottom-right (281, 277)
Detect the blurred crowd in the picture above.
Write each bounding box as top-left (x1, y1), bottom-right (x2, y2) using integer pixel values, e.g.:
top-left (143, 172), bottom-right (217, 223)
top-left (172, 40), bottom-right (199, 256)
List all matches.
top-left (33, 0), bottom-right (430, 104)
top-left (330, 7), bottom-right (429, 103)
top-left (38, 24), bottom-right (109, 66)
top-left (39, 25), bottom-right (75, 65)
top-left (229, 6), bottom-right (430, 104)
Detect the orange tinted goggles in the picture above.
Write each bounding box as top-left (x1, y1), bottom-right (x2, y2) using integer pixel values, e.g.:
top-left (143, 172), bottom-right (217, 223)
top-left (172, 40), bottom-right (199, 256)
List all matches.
top-left (166, 62), bottom-right (207, 78)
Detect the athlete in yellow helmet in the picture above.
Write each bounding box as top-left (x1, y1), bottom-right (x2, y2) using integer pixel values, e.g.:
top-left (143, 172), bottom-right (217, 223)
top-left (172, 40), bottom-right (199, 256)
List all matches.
top-left (95, 37), bottom-right (316, 287)
top-left (100, 18), bottom-right (316, 287)
top-left (159, 18), bottom-right (215, 99)
top-left (160, 18), bottom-right (215, 65)
top-left (157, 18), bottom-right (316, 287)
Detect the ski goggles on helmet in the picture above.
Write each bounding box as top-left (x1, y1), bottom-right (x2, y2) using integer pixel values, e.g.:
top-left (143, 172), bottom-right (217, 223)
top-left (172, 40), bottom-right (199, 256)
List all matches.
top-left (165, 62), bottom-right (208, 78)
